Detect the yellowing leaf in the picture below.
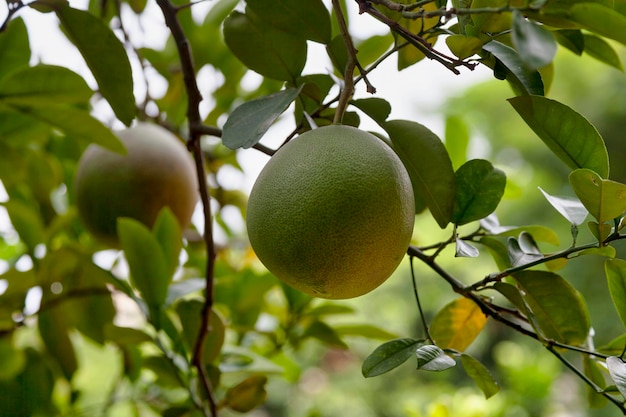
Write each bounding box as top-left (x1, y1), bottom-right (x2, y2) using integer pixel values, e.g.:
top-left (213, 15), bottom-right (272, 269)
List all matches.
top-left (430, 297), bottom-right (487, 351)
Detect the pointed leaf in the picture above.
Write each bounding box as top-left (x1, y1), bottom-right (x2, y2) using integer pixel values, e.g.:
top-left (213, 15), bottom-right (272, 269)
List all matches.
top-left (351, 98), bottom-right (392, 125)
top-left (385, 119), bottom-right (455, 227)
top-left (303, 321), bottom-right (348, 349)
top-left (223, 87), bottom-right (301, 149)
top-left (569, 3), bottom-right (626, 47)
top-left (509, 96), bottom-right (609, 178)
top-left (223, 10), bottom-right (306, 81)
top-left (452, 159), bottom-right (506, 225)
top-left (607, 356), bottom-right (626, 398)
top-left (224, 375), bottom-right (268, 413)
top-left (12, 105), bottom-right (125, 153)
top-left (514, 270), bottom-right (591, 345)
top-left (430, 297), bottom-right (487, 352)
top-left (569, 169), bottom-right (626, 224)
top-left (539, 187), bottom-right (588, 225)
top-left (0, 18), bottom-right (30, 78)
top-left (416, 345), bottom-right (456, 371)
top-left (511, 10), bottom-right (557, 70)
top-left (495, 225), bottom-right (560, 246)
top-left (245, 0), bottom-right (330, 43)
top-left (554, 29), bottom-right (584, 55)
top-left (483, 41), bottom-right (544, 96)
top-left (362, 338), bottom-right (423, 378)
top-left (152, 207), bottom-right (182, 279)
top-left (334, 324), bottom-right (398, 340)
top-left (56, 5), bottom-right (135, 125)
top-left (456, 239), bottom-right (480, 258)
top-left (118, 218), bottom-right (171, 316)
top-left (584, 355), bottom-right (608, 408)
top-left (583, 34), bottom-right (624, 71)
top-left (0, 64), bottom-right (92, 105)
top-left (605, 259), bottom-right (626, 329)
top-left (461, 354), bottom-right (500, 399)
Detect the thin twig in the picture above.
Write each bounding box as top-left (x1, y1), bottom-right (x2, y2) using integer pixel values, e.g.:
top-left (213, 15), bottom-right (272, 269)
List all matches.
top-left (155, 0), bottom-right (217, 415)
top-left (410, 256), bottom-right (433, 342)
top-left (332, 0), bottom-right (358, 124)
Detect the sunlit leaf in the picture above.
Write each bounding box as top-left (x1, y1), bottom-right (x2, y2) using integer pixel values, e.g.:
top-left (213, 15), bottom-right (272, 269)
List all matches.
top-left (362, 338), bottom-right (423, 378)
top-left (334, 324), bottom-right (399, 340)
top-left (152, 207), bottom-right (182, 279)
top-left (461, 354), bottom-right (500, 399)
top-left (569, 169), bottom-right (626, 224)
top-left (606, 356), bottom-right (626, 398)
top-left (446, 34), bottom-right (483, 60)
top-left (514, 270), bottom-right (591, 345)
top-left (452, 159), bottom-right (506, 225)
top-left (605, 259), bottom-right (626, 329)
top-left (385, 119), bottom-right (455, 227)
top-left (495, 225), bottom-right (560, 246)
top-left (430, 297), bottom-right (487, 352)
top-left (512, 10), bottom-right (557, 70)
top-left (416, 345), bottom-right (456, 371)
top-left (55, 4), bottom-right (135, 125)
top-left (483, 41), bottom-right (544, 96)
top-left (444, 115), bottom-right (470, 169)
top-left (569, 3), bottom-right (626, 47)
top-left (584, 356), bottom-right (608, 408)
top-left (223, 87), bottom-right (302, 149)
top-left (509, 96), bottom-right (609, 178)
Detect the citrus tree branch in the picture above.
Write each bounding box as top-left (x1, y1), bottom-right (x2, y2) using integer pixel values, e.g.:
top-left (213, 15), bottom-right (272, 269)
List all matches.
top-left (155, 0), bottom-right (217, 415)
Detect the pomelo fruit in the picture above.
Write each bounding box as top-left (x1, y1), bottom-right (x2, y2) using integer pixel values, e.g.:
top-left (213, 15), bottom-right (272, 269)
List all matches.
top-left (74, 122), bottom-right (199, 246)
top-left (246, 125), bottom-right (415, 299)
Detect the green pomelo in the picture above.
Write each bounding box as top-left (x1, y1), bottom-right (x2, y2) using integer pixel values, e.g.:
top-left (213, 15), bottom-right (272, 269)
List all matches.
top-left (75, 122), bottom-right (199, 246)
top-left (246, 125), bottom-right (415, 299)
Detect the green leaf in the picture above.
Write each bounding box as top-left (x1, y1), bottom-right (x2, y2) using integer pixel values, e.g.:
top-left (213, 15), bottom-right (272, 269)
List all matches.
top-left (152, 207), bottom-right (182, 278)
top-left (538, 187), bottom-right (588, 225)
top-left (446, 34), bottom-right (483, 60)
top-left (245, 0), bottom-right (331, 43)
top-left (0, 18), bottom-right (30, 78)
top-left (416, 345), bottom-right (456, 371)
top-left (10, 106), bottom-right (125, 153)
top-left (569, 169), bottom-right (626, 224)
top-left (303, 321), bottom-right (348, 349)
top-left (55, 5), bottom-right (135, 125)
top-left (117, 218), bottom-right (172, 322)
top-left (554, 30), bottom-right (584, 55)
top-left (494, 225), bottom-right (560, 246)
top-left (511, 10), bottom-right (557, 70)
top-left (224, 375), bottom-right (268, 413)
top-left (0, 64), bottom-right (92, 105)
top-left (223, 87), bottom-right (302, 149)
top-left (606, 356), bottom-right (626, 398)
top-left (483, 41), bottom-right (544, 96)
top-left (584, 356), bottom-right (608, 408)
top-left (384, 119), bottom-right (455, 227)
top-left (514, 270), bottom-right (591, 345)
top-left (351, 97), bottom-right (392, 125)
top-left (444, 115), bottom-right (470, 170)
top-left (582, 34), bottom-right (624, 71)
top-left (452, 159), bottom-right (506, 225)
top-left (334, 324), bottom-right (399, 340)
top-left (38, 307), bottom-right (78, 380)
top-left (605, 259), bottom-right (626, 329)
top-left (509, 96), bottom-right (609, 178)
top-left (223, 10), bottom-right (307, 81)
top-left (166, 278), bottom-right (205, 305)
top-left (4, 199), bottom-right (45, 250)
top-left (430, 297), bottom-right (487, 352)
top-left (461, 354), bottom-right (500, 399)
top-left (569, 3), bottom-right (626, 47)
top-left (362, 338), bottom-right (423, 378)
top-left (176, 300), bottom-right (226, 364)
